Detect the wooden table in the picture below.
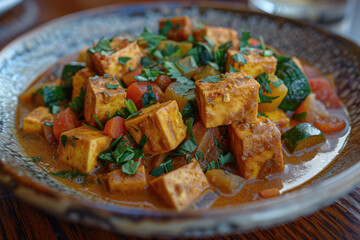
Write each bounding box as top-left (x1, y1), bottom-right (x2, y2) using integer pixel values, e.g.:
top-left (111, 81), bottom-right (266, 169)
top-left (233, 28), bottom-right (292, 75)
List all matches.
top-left (1, 0), bottom-right (359, 239)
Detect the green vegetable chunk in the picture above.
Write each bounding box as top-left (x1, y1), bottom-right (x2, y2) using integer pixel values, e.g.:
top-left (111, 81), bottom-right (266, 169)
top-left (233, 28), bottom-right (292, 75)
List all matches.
top-left (276, 56), bottom-right (312, 111)
top-left (281, 123), bottom-right (326, 153)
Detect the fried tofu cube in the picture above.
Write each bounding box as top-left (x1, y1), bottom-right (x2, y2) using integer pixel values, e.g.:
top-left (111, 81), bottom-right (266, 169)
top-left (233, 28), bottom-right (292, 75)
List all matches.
top-left (226, 49), bottom-right (277, 78)
top-left (194, 27), bottom-right (239, 49)
top-left (72, 67), bottom-right (95, 99)
top-left (57, 126), bottom-right (111, 173)
top-left (195, 72), bottom-right (260, 128)
top-left (84, 76), bottom-right (126, 126)
top-left (229, 116), bottom-right (283, 180)
top-left (158, 16), bottom-right (192, 41)
top-left (23, 106), bottom-right (53, 134)
top-left (90, 41), bottom-right (145, 78)
top-left (149, 161), bottom-right (209, 211)
top-left (205, 169), bottom-right (245, 194)
top-left (125, 100), bottom-right (186, 155)
top-left (263, 110), bottom-right (290, 132)
top-left (107, 165), bottom-right (147, 193)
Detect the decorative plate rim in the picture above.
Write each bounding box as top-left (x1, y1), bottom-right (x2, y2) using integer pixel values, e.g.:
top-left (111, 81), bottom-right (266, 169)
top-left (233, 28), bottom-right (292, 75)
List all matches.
top-left (0, 1), bottom-right (359, 236)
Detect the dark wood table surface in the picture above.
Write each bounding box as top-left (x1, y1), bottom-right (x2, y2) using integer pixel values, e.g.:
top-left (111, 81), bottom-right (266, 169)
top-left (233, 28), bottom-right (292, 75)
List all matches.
top-left (1, 0), bottom-right (359, 239)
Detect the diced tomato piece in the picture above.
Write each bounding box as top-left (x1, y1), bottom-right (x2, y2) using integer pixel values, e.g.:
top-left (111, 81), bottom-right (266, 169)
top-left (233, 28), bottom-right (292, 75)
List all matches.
top-left (103, 116), bottom-right (127, 139)
top-left (259, 188), bottom-right (280, 199)
top-left (313, 116), bottom-right (346, 134)
top-left (155, 75), bottom-right (172, 92)
top-left (126, 82), bottom-right (163, 110)
top-left (249, 38), bottom-right (261, 46)
top-left (122, 67), bottom-right (143, 87)
top-left (294, 93), bottom-right (346, 133)
top-left (309, 78), bottom-right (341, 109)
top-left (53, 108), bottom-right (79, 140)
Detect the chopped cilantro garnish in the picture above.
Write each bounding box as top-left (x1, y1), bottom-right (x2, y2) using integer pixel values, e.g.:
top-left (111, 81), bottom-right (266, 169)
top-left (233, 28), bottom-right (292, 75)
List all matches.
top-left (49, 104), bottom-right (61, 114)
top-left (118, 57), bottom-right (131, 65)
top-left (200, 74), bottom-right (224, 83)
top-left (49, 170), bottom-right (86, 179)
top-left (105, 83), bottom-right (119, 89)
top-left (36, 85), bottom-right (66, 108)
top-left (30, 156), bottom-right (43, 162)
top-left (93, 115), bottom-right (104, 130)
top-left (292, 112), bottom-right (307, 121)
top-left (122, 160), bottom-right (141, 175)
top-left (88, 37), bottom-right (114, 56)
top-left (229, 65), bottom-right (240, 73)
top-left (163, 61), bottom-right (195, 94)
top-left (44, 122), bottom-right (53, 127)
top-left (60, 135), bottom-right (67, 147)
top-left (90, 75), bottom-right (99, 80)
top-left (140, 27), bottom-right (166, 52)
top-left (174, 117), bottom-right (197, 156)
top-left (70, 136), bottom-right (79, 147)
top-left (104, 74), bottom-right (111, 78)
top-left (134, 68), bottom-right (164, 82)
top-left (259, 35), bottom-right (274, 57)
top-left (140, 56), bottom-right (152, 67)
top-left (159, 20), bottom-right (174, 35)
top-left (69, 87), bottom-right (86, 113)
top-left (82, 123), bottom-right (100, 131)
top-left (239, 29), bottom-right (251, 49)
top-left (61, 63), bottom-right (85, 84)
top-left (142, 85), bottom-right (157, 108)
top-left (232, 53), bottom-right (247, 65)
top-left (150, 158), bottom-right (174, 176)
top-left (272, 79), bottom-right (284, 88)
top-left (195, 151), bottom-right (203, 161)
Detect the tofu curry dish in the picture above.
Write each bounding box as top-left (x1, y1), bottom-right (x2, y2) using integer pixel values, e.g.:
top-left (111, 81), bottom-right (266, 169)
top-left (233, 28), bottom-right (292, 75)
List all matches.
top-left (17, 16), bottom-right (350, 211)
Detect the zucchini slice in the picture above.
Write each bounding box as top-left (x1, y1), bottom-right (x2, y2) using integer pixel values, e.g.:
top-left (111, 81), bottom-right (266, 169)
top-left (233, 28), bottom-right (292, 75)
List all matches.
top-left (281, 123), bottom-right (325, 153)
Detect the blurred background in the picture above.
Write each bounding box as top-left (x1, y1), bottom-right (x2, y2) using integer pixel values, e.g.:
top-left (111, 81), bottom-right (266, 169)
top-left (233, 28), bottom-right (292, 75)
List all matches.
top-left (0, 0), bottom-right (359, 48)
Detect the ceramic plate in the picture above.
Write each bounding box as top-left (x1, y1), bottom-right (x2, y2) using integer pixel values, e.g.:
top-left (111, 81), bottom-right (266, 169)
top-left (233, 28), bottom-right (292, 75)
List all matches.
top-left (0, 2), bottom-right (359, 237)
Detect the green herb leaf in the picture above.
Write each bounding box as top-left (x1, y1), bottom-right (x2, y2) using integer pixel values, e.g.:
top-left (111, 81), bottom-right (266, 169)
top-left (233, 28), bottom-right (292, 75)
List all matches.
top-left (30, 156), bottom-right (43, 162)
top-left (140, 27), bottom-right (166, 52)
top-left (200, 74), bottom-right (224, 83)
top-left (49, 104), bottom-right (61, 114)
top-left (36, 86), bottom-right (66, 108)
top-left (49, 169), bottom-right (86, 179)
top-left (259, 35), bottom-right (274, 57)
top-left (93, 115), bottom-right (104, 130)
top-left (159, 20), bottom-right (174, 35)
top-left (181, 98), bottom-right (197, 118)
top-left (217, 152), bottom-right (235, 167)
top-left (292, 112), bottom-right (307, 121)
top-left (135, 68), bottom-right (164, 82)
top-left (272, 79), bottom-right (284, 88)
top-left (195, 151), bottom-right (203, 161)
top-left (115, 76), bottom-right (127, 89)
top-left (104, 74), bottom-right (111, 78)
top-left (121, 160), bottom-right (141, 175)
top-left (142, 85), bottom-right (157, 108)
top-left (61, 63), bottom-right (85, 84)
top-left (174, 117), bottom-right (197, 155)
top-left (44, 122), bottom-right (54, 126)
top-left (140, 57), bottom-right (152, 67)
top-left (105, 83), bottom-right (119, 89)
top-left (259, 87), bottom-right (279, 103)
top-left (213, 41), bottom-right (232, 72)
top-left (163, 61), bottom-right (195, 94)
top-left (150, 158), bottom-right (174, 176)
top-left (88, 37), bottom-right (114, 56)
top-left (240, 29), bottom-right (251, 49)
top-left (118, 57), bottom-right (131, 65)
top-left (60, 135), bottom-right (67, 147)
top-left (82, 123), bottom-right (100, 131)
top-left (69, 87), bottom-right (86, 113)
top-left (256, 73), bottom-right (272, 94)
top-left (89, 75), bottom-right (99, 80)
top-left (214, 137), bottom-right (230, 153)
top-left (229, 65), bottom-right (240, 73)
top-left (70, 136), bottom-right (79, 147)
top-left (231, 53), bottom-right (247, 65)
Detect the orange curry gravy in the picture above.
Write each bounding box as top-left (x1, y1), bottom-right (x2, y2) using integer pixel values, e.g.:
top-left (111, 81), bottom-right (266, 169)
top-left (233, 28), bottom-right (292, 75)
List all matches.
top-left (16, 54), bottom-right (351, 211)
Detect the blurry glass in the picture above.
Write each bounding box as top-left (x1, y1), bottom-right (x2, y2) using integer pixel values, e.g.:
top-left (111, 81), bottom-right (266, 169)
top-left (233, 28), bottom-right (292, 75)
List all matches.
top-left (249, 0), bottom-right (348, 23)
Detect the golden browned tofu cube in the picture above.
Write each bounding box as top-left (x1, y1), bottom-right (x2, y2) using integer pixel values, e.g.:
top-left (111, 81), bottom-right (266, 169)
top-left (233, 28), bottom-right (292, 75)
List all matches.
top-left (84, 76), bottom-right (126, 126)
top-left (263, 110), bottom-right (290, 132)
top-left (72, 67), bottom-right (95, 99)
top-left (195, 72), bottom-right (260, 128)
top-left (229, 116), bottom-right (283, 180)
top-left (158, 16), bottom-right (192, 41)
top-left (149, 161), bottom-right (209, 211)
top-left (57, 126), bottom-right (111, 173)
top-left (107, 165), bottom-right (147, 193)
top-left (125, 100), bottom-right (186, 155)
top-left (194, 27), bottom-right (239, 49)
top-left (90, 41), bottom-right (144, 78)
top-left (205, 169), bottom-right (245, 194)
top-left (22, 106), bottom-right (53, 134)
top-left (226, 49), bottom-right (277, 78)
